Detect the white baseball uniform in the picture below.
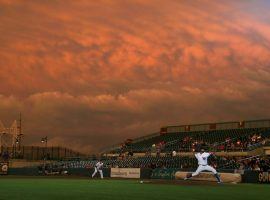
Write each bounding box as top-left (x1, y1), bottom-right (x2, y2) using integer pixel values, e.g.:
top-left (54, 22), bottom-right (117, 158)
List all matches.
top-left (192, 152), bottom-right (217, 176)
top-left (92, 161), bottom-right (104, 179)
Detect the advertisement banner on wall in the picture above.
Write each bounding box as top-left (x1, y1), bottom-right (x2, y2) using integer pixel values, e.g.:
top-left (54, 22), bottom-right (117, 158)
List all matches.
top-left (259, 172), bottom-right (270, 183)
top-left (111, 168), bottom-right (140, 178)
top-left (0, 162), bottom-right (8, 175)
top-left (242, 171), bottom-right (270, 184)
top-left (151, 168), bottom-right (179, 180)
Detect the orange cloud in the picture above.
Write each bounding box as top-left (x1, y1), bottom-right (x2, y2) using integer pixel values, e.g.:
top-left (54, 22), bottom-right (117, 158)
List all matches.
top-left (0, 0), bottom-right (270, 153)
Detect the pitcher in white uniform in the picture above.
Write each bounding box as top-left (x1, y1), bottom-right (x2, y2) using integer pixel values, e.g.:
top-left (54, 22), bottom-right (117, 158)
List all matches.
top-left (184, 148), bottom-right (221, 183)
top-left (92, 160), bottom-right (104, 179)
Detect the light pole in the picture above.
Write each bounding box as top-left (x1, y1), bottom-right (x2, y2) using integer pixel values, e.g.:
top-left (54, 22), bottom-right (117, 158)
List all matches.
top-left (41, 136), bottom-right (48, 159)
top-left (15, 138), bottom-right (19, 159)
top-left (41, 136), bottom-right (48, 172)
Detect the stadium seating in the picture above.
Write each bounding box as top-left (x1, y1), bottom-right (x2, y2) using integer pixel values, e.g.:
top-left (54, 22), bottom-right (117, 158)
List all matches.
top-left (52, 126), bottom-right (270, 171)
top-left (114, 128), bottom-right (270, 153)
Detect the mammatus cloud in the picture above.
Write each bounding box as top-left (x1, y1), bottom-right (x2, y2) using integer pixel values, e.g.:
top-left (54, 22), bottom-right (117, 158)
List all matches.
top-left (0, 0), bottom-right (270, 153)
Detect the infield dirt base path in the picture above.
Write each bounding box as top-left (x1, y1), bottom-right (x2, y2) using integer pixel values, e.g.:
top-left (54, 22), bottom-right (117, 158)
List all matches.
top-left (2, 175), bottom-right (235, 186)
top-left (142, 179), bottom-right (227, 186)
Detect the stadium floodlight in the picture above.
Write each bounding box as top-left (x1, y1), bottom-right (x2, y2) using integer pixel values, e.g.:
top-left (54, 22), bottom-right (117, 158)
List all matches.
top-left (41, 136), bottom-right (48, 169)
top-left (41, 136), bottom-right (48, 153)
top-left (41, 136), bottom-right (47, 143)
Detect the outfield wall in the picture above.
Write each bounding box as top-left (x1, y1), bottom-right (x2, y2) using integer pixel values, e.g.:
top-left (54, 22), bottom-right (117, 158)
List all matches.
top-left (242, 171), bottom-right (270, 183)
top-left (3, 166), bottom-right (270, 184)
top-left (5, 167), bottom-right (111, 178)
top-left (8, 159), bottom-right (50, 168)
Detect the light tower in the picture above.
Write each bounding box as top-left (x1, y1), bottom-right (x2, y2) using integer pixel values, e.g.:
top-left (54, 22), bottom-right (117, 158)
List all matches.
top-left (0, 114), bottom-right (23, 155)
top-left (0, 120), bottom-right (12, 153)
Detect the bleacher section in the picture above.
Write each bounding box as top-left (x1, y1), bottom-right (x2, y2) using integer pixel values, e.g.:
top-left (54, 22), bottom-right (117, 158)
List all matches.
top-left (115, 128), bottom-right (270, 153)
top-left (15, 119), bottom-right (270, 173)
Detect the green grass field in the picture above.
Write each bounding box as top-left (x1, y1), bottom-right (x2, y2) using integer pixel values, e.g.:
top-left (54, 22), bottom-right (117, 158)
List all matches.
top-left (0, 178), bottom-right (269, 200)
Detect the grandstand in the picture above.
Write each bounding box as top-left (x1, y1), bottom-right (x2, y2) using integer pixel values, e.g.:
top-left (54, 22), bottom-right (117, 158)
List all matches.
top-left (108, 127), bottom-right (269, 153)
top-left (104, 119), bottom-right (270, 154)
top-left (50, 119), bottom-right (270, 172)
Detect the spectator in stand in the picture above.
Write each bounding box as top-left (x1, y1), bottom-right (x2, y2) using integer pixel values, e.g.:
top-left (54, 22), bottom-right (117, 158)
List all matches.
top-left (128, 151), bottom-right (133, 157)
top-left (145, 149), bottom-right (151, 157)
top-left (163, 130), bottom-right (268, 154)
top-left (156, 147), bottom-right (161, 157)
top-left (2, 151), bottom-right (9, 161)
top-left (259, 157), bottom-right (270, 172)
top-left (218, 144), bottom-right (225, 151)
top-left (150, 162), bottom-right (157, 169)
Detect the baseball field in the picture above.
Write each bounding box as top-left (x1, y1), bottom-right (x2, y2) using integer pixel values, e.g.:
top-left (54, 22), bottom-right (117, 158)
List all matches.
top-left (0, 178), bottom-right (269, 200)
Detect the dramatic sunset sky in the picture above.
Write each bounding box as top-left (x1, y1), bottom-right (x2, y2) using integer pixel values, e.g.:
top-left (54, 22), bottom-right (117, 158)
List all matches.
top-left (0, 0), bottom-right (270, 153)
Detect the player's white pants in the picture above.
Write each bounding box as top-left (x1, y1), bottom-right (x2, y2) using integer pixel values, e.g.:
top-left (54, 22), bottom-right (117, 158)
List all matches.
top-left (192, 165), bottom-right (217, 176)
top-left (92, 167), bottom-right (103, 179)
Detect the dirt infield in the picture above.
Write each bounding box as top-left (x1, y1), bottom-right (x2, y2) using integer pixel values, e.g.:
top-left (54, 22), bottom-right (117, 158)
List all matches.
top-left (1, 175), bottom-right (234, 186)
top-left (142, 179), bottom-right (224, 186)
